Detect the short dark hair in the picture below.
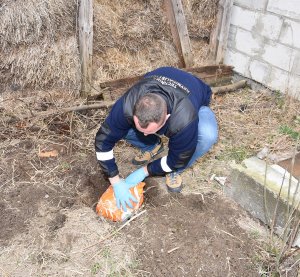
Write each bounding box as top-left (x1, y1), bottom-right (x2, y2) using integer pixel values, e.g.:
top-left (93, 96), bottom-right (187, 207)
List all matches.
top-left (133, 94), bottom-right (167, 128)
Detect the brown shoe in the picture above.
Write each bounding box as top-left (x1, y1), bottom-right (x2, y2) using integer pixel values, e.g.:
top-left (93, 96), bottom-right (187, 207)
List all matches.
top-left (166, 172), bottom-right (183, 193)
top-left (132, 140), bottom-right (164, 165)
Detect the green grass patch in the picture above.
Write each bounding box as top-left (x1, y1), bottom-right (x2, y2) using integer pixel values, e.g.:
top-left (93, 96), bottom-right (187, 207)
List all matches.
top-left (273, 90), bottom-right (285, 108)
top-left (279, 125), bottom-right (300, 140)
top-left (217, 146), bottom-right (251, 163)
top-left (91, 262), bottom-right (101, 275)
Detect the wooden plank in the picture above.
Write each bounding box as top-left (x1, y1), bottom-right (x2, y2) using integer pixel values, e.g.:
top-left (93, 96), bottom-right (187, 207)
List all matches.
top-left (164, 0), bottom-right (184, 67)
top-left (209, 0), bottom-right (233, 64)
top-left (164, 0), bottom-right (193, 68)
top-left (100, 65), bottom-right (233, 89)
top-left (79, 0), bottom-right (93, 97)
top-left (216, 0), bottom-right (233, 64)
top-left (193, 73), bottom-right (232, 84)
top-left (206, 76), bottom-right (233, 87)
top-left (100, 76), bottom-right (142, 89)
top-left (185, 65), bottom-right (233, 74)
top-left (209, 0), bottom-right (223, 63)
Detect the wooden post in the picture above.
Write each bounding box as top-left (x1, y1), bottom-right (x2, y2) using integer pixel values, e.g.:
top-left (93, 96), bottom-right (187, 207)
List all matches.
top-left (79, 0), bottom-right (93, 98)
top-left (164, 0), bottom-right (194, 68)
top-left (209, 0), bottom-right (233, 64)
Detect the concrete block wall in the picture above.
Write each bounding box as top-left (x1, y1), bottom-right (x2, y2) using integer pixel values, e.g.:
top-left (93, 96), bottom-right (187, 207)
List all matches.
top-left (224, 0), bottom-right (300, 99)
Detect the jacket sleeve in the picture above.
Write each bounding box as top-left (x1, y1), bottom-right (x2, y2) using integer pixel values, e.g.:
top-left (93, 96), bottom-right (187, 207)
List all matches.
top-left (95, 98), bottom-right (131, 178)
top-left (147, 119), bottom-right (198, 176)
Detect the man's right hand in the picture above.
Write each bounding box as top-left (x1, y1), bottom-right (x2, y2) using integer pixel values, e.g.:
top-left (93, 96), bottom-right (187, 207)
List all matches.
top-left (112, 179), bottom-right (138, 212)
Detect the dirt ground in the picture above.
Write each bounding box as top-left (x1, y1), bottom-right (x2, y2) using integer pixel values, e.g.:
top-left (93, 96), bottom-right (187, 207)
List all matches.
top-left (1, 83), bottom-right (300, 276)
top-left (0, 141), bottom-right (261, 277)
top-left (127, 182), bottom-right (260, 276)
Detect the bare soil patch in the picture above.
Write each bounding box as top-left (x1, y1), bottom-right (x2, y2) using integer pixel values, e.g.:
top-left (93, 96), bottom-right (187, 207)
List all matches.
top-left (126, 182), bottom-right (259, 276)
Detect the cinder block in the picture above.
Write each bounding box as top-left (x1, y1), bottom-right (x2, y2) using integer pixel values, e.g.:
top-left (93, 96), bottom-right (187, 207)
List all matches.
top-left (262, 42), bottom-right (294, 71)
top-left (264, 51), bottom-right (300, 96)
top-left (224, 49), bottom-right (250, 76)
top-left (249, 59), bottom-right (271, 83)
top-left (288, 74), bottom-right (300, 99)
top-left (234, 0), bottom-right (267, 11)
top-left (225, 157), bottom-right (300, 244)
top-left (231, 5), bottom-right (258, 31)
top-left (291, 50), bottom-right (300, 76)
top-left (267, 67), bottom-right (289, 93)
top-left (280, 19), bottom-right (300, 49)
top-left (255, 13), bottom-right (283, 40)
top-left (235, 28), bottom-right (263, 56)
top-left (267, 0), bottom-right (300, 21)
top-left (227, 26), bottom-right (238, 49)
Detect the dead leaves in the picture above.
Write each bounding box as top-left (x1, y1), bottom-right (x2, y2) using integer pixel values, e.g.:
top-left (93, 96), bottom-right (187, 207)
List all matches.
top-left (38, 149), bottom-right (59, 158)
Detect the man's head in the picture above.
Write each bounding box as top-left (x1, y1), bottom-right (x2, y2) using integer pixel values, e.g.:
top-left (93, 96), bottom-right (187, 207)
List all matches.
top-left (133, 94), bottom-right (170, 135)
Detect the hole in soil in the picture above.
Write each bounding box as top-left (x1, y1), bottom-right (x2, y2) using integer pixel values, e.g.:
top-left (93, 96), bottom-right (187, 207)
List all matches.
top-left (48, 212), bottom-right (67, 232)
top-left (144, 181), bottom-right (160, 199)
top-left (77, 174), bottom-right (108, 208)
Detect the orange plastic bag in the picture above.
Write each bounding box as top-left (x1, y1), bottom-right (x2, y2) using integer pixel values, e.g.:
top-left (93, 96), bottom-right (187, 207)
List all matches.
top-left (96, 182), bottom-right (145, 222)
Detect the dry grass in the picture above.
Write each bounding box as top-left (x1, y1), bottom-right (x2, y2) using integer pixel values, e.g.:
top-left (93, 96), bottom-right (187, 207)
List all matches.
top-left (94, 0), bottom-right (171, 54)
top-left (0, 0), bottom-right (218, 90)
top-left (214, 89), bottom-right (300, 157)
top-left (183, 0), bottom-right (219, 40)
top-left (93, 0), bottom-right (176, 82)
top-left (0, 0), bottom-right (76, 49)
top-left (1, 37), bottom-right (80, 90)
top-left (93, 40), bottom-right (179, 83)
top-left (0, 0), bottom-right (78, 90)
top-left (191, 39), bottom-right (212, 66)
top-left (93, 0), bottom-right (218, 82)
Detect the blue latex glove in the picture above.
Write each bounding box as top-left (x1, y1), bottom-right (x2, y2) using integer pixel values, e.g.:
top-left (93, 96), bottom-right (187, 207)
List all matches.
top-left (113, 179), bottom-right (137, 212)
top-left (125, 167), bottom-right (148, 189)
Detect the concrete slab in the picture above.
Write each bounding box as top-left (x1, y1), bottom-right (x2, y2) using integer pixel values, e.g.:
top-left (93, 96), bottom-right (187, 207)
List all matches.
top-left (224, 157), bottom-right (300, 245)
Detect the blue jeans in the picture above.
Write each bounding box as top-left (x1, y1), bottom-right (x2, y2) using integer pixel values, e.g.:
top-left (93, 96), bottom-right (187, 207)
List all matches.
top-left (124, 106), bottom-right (218, 171)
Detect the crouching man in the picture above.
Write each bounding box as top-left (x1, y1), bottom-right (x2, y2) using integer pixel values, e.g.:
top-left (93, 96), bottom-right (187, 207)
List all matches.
top-left (95, 67), bottom-right (218, 211)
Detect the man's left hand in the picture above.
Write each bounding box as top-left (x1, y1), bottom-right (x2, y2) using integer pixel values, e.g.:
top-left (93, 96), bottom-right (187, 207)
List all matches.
top-left (125, 167), bottom-right (149, 189)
